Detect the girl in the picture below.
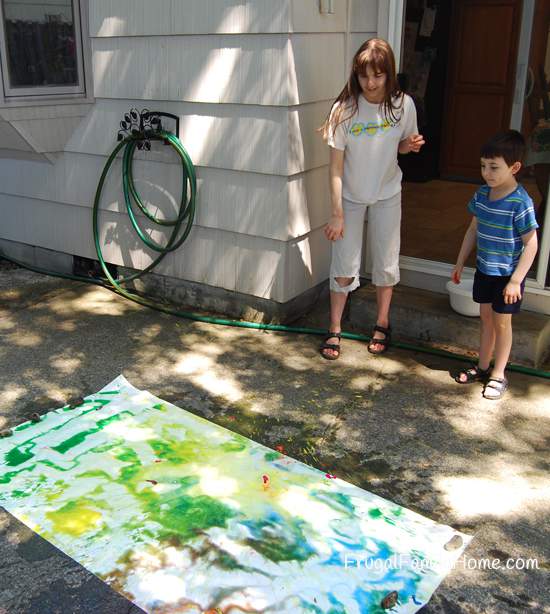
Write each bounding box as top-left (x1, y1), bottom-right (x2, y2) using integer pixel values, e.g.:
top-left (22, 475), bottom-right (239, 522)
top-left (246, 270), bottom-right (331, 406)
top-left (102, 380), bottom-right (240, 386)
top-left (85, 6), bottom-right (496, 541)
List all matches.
top-left (319, 38), bottom-right (424, 360)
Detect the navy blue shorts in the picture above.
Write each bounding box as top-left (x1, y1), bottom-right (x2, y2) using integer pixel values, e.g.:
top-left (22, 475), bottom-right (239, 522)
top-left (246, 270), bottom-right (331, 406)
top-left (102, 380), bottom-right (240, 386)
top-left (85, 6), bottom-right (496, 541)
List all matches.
top-left (473, 269), bottom-right (525, 314)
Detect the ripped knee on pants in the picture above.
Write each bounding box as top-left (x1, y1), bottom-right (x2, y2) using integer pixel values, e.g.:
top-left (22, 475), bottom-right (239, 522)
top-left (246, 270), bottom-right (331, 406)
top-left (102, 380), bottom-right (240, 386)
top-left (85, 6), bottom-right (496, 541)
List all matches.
top-left (331, 276), bottom-right (356, 293)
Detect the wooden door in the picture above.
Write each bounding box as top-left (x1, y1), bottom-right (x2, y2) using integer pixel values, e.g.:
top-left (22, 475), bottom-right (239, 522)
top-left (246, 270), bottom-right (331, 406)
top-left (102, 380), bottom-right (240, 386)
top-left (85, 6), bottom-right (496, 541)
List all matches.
top-left (440, 0), bottom-right (523, 179)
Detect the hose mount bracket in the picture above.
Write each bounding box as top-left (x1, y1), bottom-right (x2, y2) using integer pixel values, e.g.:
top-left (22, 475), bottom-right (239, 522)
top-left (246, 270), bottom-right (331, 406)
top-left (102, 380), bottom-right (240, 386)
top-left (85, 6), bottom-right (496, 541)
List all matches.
top-left (117, 108), bottom-right (180, 150)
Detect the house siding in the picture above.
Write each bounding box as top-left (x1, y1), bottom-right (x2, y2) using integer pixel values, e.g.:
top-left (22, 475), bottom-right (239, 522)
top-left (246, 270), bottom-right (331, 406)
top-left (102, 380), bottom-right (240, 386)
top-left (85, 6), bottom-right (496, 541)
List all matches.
top-left (0, 0), bottom-right (379, 305)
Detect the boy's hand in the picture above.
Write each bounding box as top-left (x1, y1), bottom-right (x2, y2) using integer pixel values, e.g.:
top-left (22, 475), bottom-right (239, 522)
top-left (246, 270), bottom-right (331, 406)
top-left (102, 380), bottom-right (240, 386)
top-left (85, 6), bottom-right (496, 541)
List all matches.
top-left (399, 134), bottom-right (425, 154)
top-left (324, 215), bottom-right (344, 241)
top-left (503, 280), bottom-right (522, 304)
top-left (451, 264), bottom-right (463, 284)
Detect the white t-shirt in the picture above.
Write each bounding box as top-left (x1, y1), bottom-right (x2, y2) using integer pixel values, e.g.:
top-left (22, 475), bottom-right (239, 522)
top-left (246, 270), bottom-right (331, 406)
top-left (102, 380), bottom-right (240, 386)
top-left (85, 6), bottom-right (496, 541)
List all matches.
top-left (328, 94), bottom-right (418, 204)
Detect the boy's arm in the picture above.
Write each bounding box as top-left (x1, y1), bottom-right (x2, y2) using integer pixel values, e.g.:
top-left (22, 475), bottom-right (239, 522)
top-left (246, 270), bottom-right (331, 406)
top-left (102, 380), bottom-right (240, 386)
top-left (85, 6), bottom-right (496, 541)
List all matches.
top-left (503, 230), bottom-right (538, 303)
top-left (451, 217), bottom-right (477, 283)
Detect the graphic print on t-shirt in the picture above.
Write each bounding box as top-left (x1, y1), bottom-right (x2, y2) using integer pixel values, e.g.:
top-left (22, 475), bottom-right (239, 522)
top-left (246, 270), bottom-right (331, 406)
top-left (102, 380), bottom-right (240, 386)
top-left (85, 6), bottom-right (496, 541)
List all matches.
top-left (349, 119), bottom-right (392, 137)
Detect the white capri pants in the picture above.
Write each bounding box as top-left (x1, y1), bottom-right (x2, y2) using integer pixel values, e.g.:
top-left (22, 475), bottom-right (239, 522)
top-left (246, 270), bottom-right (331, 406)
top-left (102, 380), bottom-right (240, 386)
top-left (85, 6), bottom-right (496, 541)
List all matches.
top-left (330, 192), bottom-right (401, 293)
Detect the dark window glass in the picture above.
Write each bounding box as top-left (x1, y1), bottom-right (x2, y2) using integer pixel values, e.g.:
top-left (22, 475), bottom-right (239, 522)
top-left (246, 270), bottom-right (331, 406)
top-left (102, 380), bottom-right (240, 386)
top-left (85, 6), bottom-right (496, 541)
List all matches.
top-left (2, 0), bottom-right (78, 88)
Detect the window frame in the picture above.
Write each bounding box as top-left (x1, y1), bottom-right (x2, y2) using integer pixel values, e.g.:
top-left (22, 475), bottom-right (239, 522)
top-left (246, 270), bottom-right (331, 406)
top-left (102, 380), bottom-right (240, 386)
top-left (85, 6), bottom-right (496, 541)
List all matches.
top-left (0, 0), bottom-right (89, 101)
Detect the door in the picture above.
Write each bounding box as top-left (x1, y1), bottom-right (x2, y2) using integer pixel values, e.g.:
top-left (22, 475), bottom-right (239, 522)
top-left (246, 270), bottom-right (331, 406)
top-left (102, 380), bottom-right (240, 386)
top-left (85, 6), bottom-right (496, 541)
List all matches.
top-left (440, 0), bottom-right (523, 179)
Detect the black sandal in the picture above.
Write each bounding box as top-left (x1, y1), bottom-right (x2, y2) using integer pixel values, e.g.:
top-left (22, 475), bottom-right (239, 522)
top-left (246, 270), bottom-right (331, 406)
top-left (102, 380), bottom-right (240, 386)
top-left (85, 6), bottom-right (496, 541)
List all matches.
top-left (368, 325), bottom-right (391, 355)
top-left (455, 364), bottom-right (490, 384)
top-left (320, 332), bottom-right (341, 360)
top-left (483, 377), bottom-right (508, 400)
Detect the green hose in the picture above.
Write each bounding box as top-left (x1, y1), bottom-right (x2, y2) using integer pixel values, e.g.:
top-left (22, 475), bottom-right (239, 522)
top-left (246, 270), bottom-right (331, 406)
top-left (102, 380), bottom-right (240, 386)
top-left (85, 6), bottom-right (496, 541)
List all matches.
top-left (93, 129), bottom-right (196, 287)
top-left (1, 129), bottom-right (549, 380)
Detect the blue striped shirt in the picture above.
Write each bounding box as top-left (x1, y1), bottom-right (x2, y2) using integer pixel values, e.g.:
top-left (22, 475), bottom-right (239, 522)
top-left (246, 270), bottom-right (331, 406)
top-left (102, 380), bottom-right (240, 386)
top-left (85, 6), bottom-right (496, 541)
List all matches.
top-left (468, 184), bottom-right (538, 276)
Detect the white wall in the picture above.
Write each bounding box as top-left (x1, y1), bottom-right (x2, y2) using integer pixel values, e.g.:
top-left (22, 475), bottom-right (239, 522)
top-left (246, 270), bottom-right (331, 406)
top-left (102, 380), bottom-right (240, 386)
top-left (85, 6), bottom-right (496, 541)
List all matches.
top-left (0, 0), bottom-right (380, 304)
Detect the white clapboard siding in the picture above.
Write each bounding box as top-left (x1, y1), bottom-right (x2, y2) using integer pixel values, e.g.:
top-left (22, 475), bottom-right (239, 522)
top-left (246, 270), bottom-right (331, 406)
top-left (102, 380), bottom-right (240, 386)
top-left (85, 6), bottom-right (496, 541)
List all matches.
top-left (0, 192), bottom-right (299, 300)
top-left (63, 99), bottom-right (331, 175)
top-left (0, 120), bottom-right (32, 151)
top-left (350, 2), bottom-right (379, 31)
top-left (288, 167), bottom-right (331, 238)
top-left (92, 35), bottom-right (291, 105)
top-left (0, 105), bottom-right (94, 155)
top-left (289, 102), bottom-right (333, 174)
top-left (92, 33), bottom-right (343, 106)
top-left (66, 100), bottom-right (287, 173)
top-left (0, 154), bottom-right (329, 241)
top-left (288, 34), bottom-right (344, 105)
top-left (90, 0), bottom-right (354, 37)
top-left (1, 1), bottom-right (383, 303)
top-left (0, 104), bottom-right (94, 122)
top-left (90, 0), bottom-right (290, 37)
top-left (290, 0), bottom-right (347, 33)
top-left (9, 117), bottom-right (87, 154)
top-left (285, 227), bottom-right (331, 299)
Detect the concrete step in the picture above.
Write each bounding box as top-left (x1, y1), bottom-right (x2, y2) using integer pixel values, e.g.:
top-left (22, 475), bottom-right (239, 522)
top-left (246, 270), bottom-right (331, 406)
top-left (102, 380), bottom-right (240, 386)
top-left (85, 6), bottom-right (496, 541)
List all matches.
top-left (349, 284), bottom-right (550, 368)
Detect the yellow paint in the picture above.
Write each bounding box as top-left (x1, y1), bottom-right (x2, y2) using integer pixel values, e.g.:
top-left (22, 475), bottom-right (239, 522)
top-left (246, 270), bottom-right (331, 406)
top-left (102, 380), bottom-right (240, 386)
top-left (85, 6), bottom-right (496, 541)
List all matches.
top-left (46, 502), bottom-right (103, 536)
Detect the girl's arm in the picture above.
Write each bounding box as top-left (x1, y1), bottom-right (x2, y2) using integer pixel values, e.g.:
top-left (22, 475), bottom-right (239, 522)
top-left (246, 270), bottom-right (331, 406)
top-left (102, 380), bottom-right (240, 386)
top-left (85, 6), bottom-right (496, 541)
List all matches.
top-left (503, 230), bottom-right (538, 303)
top-left (399, 134), bottom-right (425, 154)
top-left (325, 147), bottom-right (345, 241)
top-left (398, 96), bottom-right (425, 154)
top-left (451, 217), bottom-right (477, 283)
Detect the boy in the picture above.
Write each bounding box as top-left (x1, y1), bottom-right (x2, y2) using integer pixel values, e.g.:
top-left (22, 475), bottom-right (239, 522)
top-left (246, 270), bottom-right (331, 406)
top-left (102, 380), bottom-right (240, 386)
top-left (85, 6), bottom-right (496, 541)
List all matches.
top-left (451, 130), bottom-right (539, 399)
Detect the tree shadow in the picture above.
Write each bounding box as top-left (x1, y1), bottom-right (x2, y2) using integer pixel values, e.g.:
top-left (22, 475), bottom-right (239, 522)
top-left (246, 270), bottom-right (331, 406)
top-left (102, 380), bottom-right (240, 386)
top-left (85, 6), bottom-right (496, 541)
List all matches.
top-left (1, 267), bottom-right (548, 612)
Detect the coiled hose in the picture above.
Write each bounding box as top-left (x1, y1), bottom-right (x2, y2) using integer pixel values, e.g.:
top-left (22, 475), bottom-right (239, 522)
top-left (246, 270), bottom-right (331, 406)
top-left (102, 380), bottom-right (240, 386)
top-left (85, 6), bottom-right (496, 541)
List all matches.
top-left (1, 129), bottom-right (548, 380)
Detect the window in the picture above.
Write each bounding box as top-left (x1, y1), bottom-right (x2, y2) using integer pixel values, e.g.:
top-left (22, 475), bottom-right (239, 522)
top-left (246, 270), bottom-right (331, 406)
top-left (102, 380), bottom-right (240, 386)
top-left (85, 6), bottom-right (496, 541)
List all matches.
top-left (0, 0), bottom-right (86, 98)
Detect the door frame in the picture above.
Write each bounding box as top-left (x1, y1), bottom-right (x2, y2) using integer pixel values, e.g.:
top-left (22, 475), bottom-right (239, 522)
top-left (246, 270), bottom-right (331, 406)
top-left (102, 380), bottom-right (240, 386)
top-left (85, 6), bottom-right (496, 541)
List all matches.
top-left (389, 0), bottom-right (550, 314)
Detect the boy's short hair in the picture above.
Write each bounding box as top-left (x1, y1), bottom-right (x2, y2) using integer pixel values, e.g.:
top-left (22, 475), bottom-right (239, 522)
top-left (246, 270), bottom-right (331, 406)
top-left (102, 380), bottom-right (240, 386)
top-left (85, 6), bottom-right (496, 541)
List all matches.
top-left (480, 130), bottom-right (526, 165)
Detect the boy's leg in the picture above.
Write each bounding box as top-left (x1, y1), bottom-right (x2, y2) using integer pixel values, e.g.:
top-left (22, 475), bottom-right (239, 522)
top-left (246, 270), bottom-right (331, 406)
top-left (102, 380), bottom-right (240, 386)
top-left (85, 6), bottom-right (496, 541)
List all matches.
top-left (482, 272), bottom-right (523, 393)
top-left (478, 303), bottom-right (495, 371)
top-left (490, 312), bottom-right (513, 379)
top-left (483, 311), bottom-right (512, 399)
top-left (456, 302), bottom-right (493, 383)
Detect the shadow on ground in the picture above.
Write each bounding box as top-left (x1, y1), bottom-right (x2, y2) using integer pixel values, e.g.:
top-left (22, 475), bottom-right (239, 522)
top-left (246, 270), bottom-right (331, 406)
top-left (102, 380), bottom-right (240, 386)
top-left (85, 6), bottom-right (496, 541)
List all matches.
top-left (0, 264), bottom-right (548, 613)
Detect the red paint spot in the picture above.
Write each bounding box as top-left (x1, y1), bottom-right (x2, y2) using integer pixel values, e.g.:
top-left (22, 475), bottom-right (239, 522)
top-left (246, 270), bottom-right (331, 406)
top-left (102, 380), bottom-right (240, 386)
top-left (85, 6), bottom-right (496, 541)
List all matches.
top-left (325, 473), bottom-right (336, 480)
top-left (275, 445), bottom-right (285, 453)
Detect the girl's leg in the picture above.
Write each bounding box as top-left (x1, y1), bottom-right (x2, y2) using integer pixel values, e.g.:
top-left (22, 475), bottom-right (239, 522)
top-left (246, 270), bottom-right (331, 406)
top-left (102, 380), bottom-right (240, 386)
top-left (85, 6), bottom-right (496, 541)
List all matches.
top-left (367, 194), bottom-right (401, 351)
top-left (491, 312), bottom-right (513, 379)
top-left (478, 303), bottom-right (495, 371)
top-left (323, 199), bottom-right (367, 358)
top-left (322, 281), bottom-right (353, 358)
top-left (376, 285), bottom-right (393, 325)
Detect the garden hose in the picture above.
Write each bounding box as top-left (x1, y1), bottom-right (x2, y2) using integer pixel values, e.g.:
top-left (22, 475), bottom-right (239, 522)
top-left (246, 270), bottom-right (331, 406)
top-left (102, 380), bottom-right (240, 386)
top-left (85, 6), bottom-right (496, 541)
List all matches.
top-left (0, 127), bottom-right (548, 380)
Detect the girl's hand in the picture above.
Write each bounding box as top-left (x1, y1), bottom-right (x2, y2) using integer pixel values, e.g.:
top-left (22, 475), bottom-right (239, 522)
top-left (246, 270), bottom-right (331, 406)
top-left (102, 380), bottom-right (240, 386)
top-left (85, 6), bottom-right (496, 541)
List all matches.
top-left (503, 280), bottom-right (522, 304)
top-left (324, 215), bottom-right (344, 241)
top-left (451, 264), bottom-right (463, 284)
top-left (399, 134), bottom-right (425, 154)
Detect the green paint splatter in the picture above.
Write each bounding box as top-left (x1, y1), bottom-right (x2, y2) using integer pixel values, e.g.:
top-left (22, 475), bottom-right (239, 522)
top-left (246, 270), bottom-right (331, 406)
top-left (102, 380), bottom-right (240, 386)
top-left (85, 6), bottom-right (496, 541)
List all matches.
top-left (5, 447), bottom-right (34, 467)
top-left (312, 490), bottom-right (355, 515)
top-left (147, 494), bottom-right (235, 541)
top-left (244, 517), bottom-right (316, 563)
top-left (52, 412), bottom-right (127, 453)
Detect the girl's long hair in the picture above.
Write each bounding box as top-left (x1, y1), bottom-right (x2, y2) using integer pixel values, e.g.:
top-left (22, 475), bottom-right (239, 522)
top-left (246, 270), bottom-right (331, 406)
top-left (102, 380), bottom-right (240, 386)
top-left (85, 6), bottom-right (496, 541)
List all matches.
top-left (320, 38), bottom-right (404, 141)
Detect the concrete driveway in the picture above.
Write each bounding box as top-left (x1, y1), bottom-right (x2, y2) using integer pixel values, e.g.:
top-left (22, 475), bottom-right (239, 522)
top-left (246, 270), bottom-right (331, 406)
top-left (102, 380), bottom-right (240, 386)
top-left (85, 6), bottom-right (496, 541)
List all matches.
top-left (1, 262), bottom-right (549, 613)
